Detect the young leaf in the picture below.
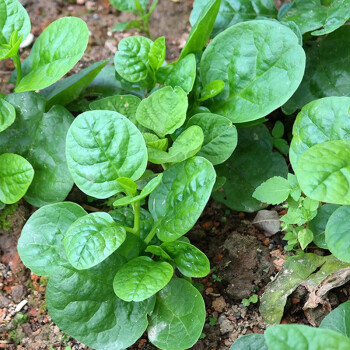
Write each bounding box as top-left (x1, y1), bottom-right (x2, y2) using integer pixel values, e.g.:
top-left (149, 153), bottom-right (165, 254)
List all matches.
top-left (0, 153), bottom-right (34, 204)
top-left (136, 86), bottom-right (188, 138)
top-left (112, 20), bottom-right (142, 31)
top-left (114, 36), bottom-right (153, 82)
top-left (149, 157), bottom-right (216, 242)
top-left (200, 20), bottom-right (305, 123)
top-left (149, 36), bottom-right (166, 71)
top-left (296, 140), bottom-right (350, 204)
top-left (109, 0), bottom-right (138, 11)
top-left (147, 278), bottom-right (206, 350)
top-left (66, 110), bottom-right (147, 198)
top-left (297, 228), bottom-right (313, 250)
top-left (17, 202), bottom-right (87, 276)
top-left (145, 245), bottom-right (172, 261)
top-left (144, 133), bottom-right (168, 151)
top-left (161, 241), bottom-right (210, 277)
top-left (64, 212), bottom-right (126, 270)
top-left (320, 301), bottom-right (350, 337)
top-left (16, 17), bottom-right (89, 92)
top-left (271, 121), bottom-right (284, 139)
top-left (198, 80), bottom-right (225, 101)
top-left (0, 98), bottom-right (15, 132)
top-left (116, 177), bottom-right (138, 196)
top-left (186, 113), bottom-right (237, 165)
top-left (253, 176), bottom-right (290, 205)
top-left (230, 334), bottom-right (267, 350)
top-left (47, 254), bottom-right (155, 350)
top-left (113, 256), bottom-right (173, 302)
top-left (0, 92), bottom-right (74, 207)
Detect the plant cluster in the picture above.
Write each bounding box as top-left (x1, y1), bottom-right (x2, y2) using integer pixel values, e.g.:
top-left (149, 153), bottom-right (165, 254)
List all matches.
top-left (1, 0), bottom-right (350, 348)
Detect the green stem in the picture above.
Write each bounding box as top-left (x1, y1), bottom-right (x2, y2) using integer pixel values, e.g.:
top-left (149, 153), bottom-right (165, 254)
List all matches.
top-left (13, 53), bottom-right (22, 88)
top-left (144, 225), bottom-right (158, 245)
top-left (132, 200), bottom-right (140, 236)
top-left (142, 17), bottom-right (151, 39)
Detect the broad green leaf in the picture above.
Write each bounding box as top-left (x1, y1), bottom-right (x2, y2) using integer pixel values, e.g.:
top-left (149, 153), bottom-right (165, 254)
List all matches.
top-left (161, 241), bottom-right (210, 277)
top-left (290, 97), bottom-right (350, 171)
top-left (0, 153), bottom-right (33, 204)
top-left (187, 113), bottom-right (237, 165)
top-left (0, 92), bottom-right (74, 207)
top-left (47, 254), bottom-right (155, 350)
top-left (320, 301), bottom-right (350, 337)
top-left (260, 253), bottom-right (325, 326)
top-left (200, 20), bottom-right (305, 123)
top-left (148, 278), bottom-right (206, 350)
top-left (213, 125), bottom-right (288, 212)
top-left (0, 98), bottom-right (15, 132)
top-left (149, 36), bottom-right (166, 71)
top-left (310, 204), bottom-right (340, 249)
top-left (296, 140), bottom-right (350, 204)
top-left (230, 334), bottom-right (267, 350)
top-left (284, 27), bottom-right (350, 114)
top-left (157, 54), bottom-right (197, 94)
top-left (298, 228), bottom-right (313, 250)
top-left (66, 110), bottom-right (147, 198)
top-left (0, 0), bottom-right (31, 45)
top-left (136, 86), bottom-right (188, 138)
top-left (147, 126), bottom-right (203, 164)
top-left (149, 157), bottom-right (216, 242)
top-left (114, 36), bottom-right (153, 82)
top-left (278, 0), bottom-right (350, 36)
top-left (179, 0), bottom-right (221, 60)
top-left (113, 173), bottom-right (163, 206)
top-left (64, 212), bottom-right (126, 270)
top-left (112, 20), bottom-right (142, 31)
top-left (17, 202), bottom-right (87, 276)
top-left (326, 206), bottom-right (350, 262)
top-left (39, 60), bottom-right (108, 110)
top-left (265, 324), bottom-right (350, 350)
top-left (146, 245), bottom-right (172, 261)
top-left (190, 0), bottom-right (277, 37)
top-left (199, 80), bottom-right (225, 101)
top-left (113, 256), bottom-right (173, 302)
top-left (16, 17), bottom-right (89, 92)
top-left (253, 176), bottom-right (290, 205)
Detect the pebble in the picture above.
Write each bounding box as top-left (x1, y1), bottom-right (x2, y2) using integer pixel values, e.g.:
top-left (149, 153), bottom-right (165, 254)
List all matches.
top-left (212, 296), bottom-right (226, 313)
top-left (76, 0), bottom-right (85, 4)
top-left (219, 318), bottom-right (234, 334)
top-left (0, 295), bottom-right (11, 307)
top-left (10, 285), bottom-right (26, 303)
top-left (15, 299), bottom-right (28, 313)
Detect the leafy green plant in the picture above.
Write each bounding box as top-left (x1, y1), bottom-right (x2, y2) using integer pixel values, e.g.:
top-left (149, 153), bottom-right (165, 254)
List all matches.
top-left (242, 294), bottom-right (258, 307)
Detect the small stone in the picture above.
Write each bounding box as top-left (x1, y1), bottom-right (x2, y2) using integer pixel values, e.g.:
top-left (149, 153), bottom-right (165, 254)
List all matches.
top-left (10, 285), bottom-right (26, 303)
top-left (15, 299), bottom-right (28, 313)
top-left (76, 0), bottom-right (85, 4)
top-left (85, 1), bottom-right (95, 10)
top-left (212, 296), bottom-right (226, 313)
top-left (0, 295), bottom-right (11, 307)
top-left (219, 318), bottom-right (234, 334)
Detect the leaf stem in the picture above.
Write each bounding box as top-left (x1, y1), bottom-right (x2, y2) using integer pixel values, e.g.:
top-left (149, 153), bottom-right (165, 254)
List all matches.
top-left (12, 53), bottom-right (22, 88)
top-left (144, 225), bottom-right (158, 245)
top-left (132, 200), bottom-right (141, 236)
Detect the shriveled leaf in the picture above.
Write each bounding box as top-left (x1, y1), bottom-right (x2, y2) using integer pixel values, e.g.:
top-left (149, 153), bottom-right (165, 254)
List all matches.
top-left (18, 202), bottom-right (87, 276)
top-left (253, 176), bottom-right (290, 205)
top-left (187, 113), bottom-right (237, 165)
top-left (320, 301), bottom-right (350, 337)
top-left (149, 157), bottom-right (216, 242)
top-left (148, 278), bottom-right (206, 350)
top-left (252, 210), bottom-right (281, 237)
top-left (16, 17), bottom-right (89, 92)
top-left (0, 98), bottom-right (15, 132)
top-left (230, 334), bottom-right (267, 350)
top-left (200, 20), bottom-right (305, 123)
top-left (66, 110), bottom-right (147, 198)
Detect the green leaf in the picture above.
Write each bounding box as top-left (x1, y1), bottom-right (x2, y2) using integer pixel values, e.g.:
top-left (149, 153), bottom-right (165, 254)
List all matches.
top-left (298, 228), bottom-right (313, 250)
top-left (148, 278), bottom-right (206, 350)
top-left (186, 113), bottom-right (237, 165)
top-left (149, 36), bottom-right (166, 71)
top-left (109, 0), bottom-right (137, 11)
top-left (230, 334), bottom-right (267, 350)
top-left (114, 36), bottom-right (153, 82)
top-left (66, 110), bottom-right (147, 198)
top-left (260, 253), bottom-right (325, 326)
top-left (161, 241), bottom-right (210, 277)
top-left (0, 98), bottom-right (15, 132)
top-left (39, 60), bottom-right (108, 110)
top-left (136, 86), bottom-right (188, 138)
top-left (112, 20), bottom-right (142, 31)
top-left (310, 204), bottom-right (340, 249)
top-left (213, 125), bottom-right (288, 212)
top-left (149, 157), bottom-right (216, 242)
top-left (47, 254), bottom-right (155, 350)
top-left (157, 54), bottom-right (197, 94)
top-left (113, 256), bottom-right (173, 302)
top-left (0, 30), bottom-right (22, 60)
top-left (116, 177), bottom-right (138, 196)
top-left (296, 140), bottom-right (350, 204)
top-left (64, 212), bottom-right (126, 270)
top-left (199, 80), bottom-right (225, 101)
top-left (179, 0), bottom-right (221, 60)
top-left (200, 20), bottom-right (305, 123)
top-left (190, 0), bottom-right (277, 38)
top-left (253, 176), bottom-right (290, 205)
top-left (0, 0), bottom-right (31, 45)
top-left (113, 173), bottom-right (163, 206)
top-left (272, 121), bottom-right (284, 139)
top-left (147, 125), bottom-right (203, 164)
top-left (144, 133), bottom-right (168, 151)
top-left (17, 202), bottom-right (87, 276)
top-left (284, 27), bottom-right (350, 114)
top-left (320, 301), bottom-right (350, 337)
top-left (15, 17), bottom-right (89, 92)
top-left (145, 245), bottom-right (172, 261)
top-left (290, 97), bottom-right (350, 171)
top-left (265, 324), bottom-right (350, 350)
top-left (278, 0), bottom-right (350, 36)
top-left (0, 92), bottom-right (74, 207)
top-left (326, 206), bottom-right (350, 262)
top-left (0, 153), bottom-right (33, 204)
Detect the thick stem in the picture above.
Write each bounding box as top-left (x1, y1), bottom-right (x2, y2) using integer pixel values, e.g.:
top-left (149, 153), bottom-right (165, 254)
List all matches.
top-left (13, 53), bottom-right (22, 88)
top-left (132, 200), bottom-right (141, 236)
top-left (142, 18), bottom-right (151, 39)
top-left (144, 226), bottom-right (157, 245)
